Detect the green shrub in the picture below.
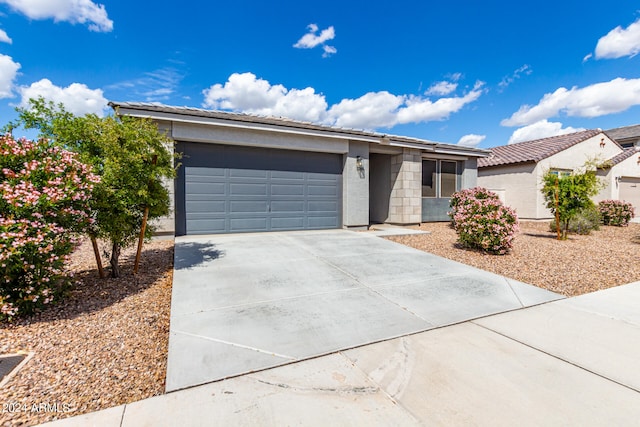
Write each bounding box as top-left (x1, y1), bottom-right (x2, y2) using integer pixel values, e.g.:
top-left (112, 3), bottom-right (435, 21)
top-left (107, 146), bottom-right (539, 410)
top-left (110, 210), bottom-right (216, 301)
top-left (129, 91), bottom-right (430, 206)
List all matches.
top-left (548, 205), bottom-right (600, 235)
top-left (1, 136), bottom-right (98, 320)
top-left (599, 200), bottom-right (635, 226)
top-left (449, 187), bottom-right (519, 254)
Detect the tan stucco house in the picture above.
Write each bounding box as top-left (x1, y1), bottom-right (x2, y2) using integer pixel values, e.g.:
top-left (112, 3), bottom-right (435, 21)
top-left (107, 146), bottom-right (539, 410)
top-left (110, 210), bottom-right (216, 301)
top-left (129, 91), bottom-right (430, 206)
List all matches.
top-left (477, 129), bottom-right (640, 219)
top-left (111, 102), bottom-right (489, 235)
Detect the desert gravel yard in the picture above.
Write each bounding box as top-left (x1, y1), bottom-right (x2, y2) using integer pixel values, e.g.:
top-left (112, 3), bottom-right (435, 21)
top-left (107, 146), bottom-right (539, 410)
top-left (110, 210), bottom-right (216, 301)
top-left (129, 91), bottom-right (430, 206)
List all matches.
top-left (2, 221), bottom-right (639, 426)
top-left (0, 239), bottom-right (174, 427)
top-left (388, 221), bottom-right (640, 297)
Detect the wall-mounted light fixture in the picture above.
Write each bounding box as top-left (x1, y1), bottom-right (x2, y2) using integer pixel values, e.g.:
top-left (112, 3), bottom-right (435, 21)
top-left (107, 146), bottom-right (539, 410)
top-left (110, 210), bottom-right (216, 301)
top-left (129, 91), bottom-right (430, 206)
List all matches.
top-left (355, 155), bottom-right (365, 178)
top-left (600, 138), bottom-right (606, 148)
top-left (637, 156), bottom-right (640, 165)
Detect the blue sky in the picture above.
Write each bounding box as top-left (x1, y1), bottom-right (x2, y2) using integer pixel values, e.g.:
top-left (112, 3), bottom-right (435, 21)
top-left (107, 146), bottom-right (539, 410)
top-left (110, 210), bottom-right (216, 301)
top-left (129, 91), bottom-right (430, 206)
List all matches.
top-left (0, 1), bottom-right (639, 148)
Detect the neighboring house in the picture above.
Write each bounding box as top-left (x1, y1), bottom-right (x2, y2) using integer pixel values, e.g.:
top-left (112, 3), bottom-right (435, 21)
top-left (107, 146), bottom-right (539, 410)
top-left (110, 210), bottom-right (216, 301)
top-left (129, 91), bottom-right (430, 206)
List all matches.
top-left (110, 102), bottom-right (489, 236)
top-left (607, 124), bottom-right (640, 148)
top-left (477, 129), bottom-right (640, 219)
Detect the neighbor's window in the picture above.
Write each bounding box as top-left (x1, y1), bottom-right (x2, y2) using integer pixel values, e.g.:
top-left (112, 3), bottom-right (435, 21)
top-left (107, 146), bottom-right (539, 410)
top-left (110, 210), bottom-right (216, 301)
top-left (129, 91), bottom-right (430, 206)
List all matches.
top-left (440, 161), bottom-right (457, 198)
top-left (550, 169), bottom-right (572, 178)
top-left (422, 160), bottom-right (437, 197)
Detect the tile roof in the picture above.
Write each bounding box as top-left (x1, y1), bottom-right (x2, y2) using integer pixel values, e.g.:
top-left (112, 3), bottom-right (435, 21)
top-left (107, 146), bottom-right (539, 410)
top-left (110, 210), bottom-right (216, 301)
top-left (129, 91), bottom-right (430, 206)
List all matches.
top-left (109, 101), bottom-right (490, 157)
top-left (606, 124), bottom-right (640, 141)
top-left (478, 129), bottom-right (604, 168)
top-left (608, 147), bottom-right (639, 165)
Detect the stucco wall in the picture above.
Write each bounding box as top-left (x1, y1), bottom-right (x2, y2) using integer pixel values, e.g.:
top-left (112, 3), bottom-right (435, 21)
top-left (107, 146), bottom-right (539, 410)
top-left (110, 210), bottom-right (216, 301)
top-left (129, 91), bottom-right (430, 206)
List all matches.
top-left (172, 122), bottom-right (349, 154)
top-left (478, 163), bottom-right (537, 218)
top-left (342, 141), bottom-right (370, 228)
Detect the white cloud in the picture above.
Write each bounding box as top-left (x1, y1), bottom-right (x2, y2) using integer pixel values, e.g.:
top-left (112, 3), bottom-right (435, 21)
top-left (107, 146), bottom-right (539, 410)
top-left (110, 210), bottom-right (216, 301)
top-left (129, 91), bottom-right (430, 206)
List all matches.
top-left (293, 23), bottom-right (336, 57)
top-left (203, 72), bottom-right (328, 123)
top-left (328, 91), bottom-right (403, 129)
top-left (595, 18), bottom-right (640, 59)
top-left (501, 78), bottom-right (640, 126)
top-left (425, 81), bottom-right (457, 96)
top-left (0, 0), bottom-right (113, 32)
top-left (457, 134), bottom-right (485, 148)
top-left (202, 73), bottom-right (485, 130)
top-left (19, 78), bottom-right (108, 116)
top-left (107, 67), bottom-right (184, 102)
top-left (0, 54), bottom-right (20, 98)
top-left (396, 81), bottom-right (485, 126)
top-left (507, 120), bottom-right (585, 144)
top-left (498, 64), bottom-right (532, 90)
top-left (0, 29), bottom-right (12, 43)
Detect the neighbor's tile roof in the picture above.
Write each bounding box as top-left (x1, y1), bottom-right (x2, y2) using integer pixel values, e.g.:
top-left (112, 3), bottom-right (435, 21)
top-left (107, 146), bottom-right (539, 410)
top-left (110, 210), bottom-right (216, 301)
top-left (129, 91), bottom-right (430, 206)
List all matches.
top-left (606, 124), bottom-right (640, 141)
top-left (478, 129), bottom-right (603, 168)
top-left (608, 147), bottom-right (639, 165)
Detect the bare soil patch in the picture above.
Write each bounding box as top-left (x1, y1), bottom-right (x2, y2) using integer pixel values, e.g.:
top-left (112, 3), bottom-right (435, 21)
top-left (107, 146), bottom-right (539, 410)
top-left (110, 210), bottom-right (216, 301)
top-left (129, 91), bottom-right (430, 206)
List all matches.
top-left (388, 221), bottom-right (640, 297)
top-left (0, 239), bottom-right (173, 426)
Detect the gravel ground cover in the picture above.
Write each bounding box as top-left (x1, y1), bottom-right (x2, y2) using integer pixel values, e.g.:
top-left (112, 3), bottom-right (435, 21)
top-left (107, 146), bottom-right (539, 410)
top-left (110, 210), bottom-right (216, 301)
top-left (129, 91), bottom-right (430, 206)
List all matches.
top-left (388, 221), bottom-right (640, 297)
top-left (2, 221), bottom-right (639, 426)
top-left (0, 239), bottom-right (174, 427)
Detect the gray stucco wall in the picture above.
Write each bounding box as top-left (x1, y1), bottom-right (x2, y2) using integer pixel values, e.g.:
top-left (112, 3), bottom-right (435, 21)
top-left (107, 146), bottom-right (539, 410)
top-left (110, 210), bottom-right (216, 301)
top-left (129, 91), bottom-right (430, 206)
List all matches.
top-left (342, 141), bottom-right (369, 228)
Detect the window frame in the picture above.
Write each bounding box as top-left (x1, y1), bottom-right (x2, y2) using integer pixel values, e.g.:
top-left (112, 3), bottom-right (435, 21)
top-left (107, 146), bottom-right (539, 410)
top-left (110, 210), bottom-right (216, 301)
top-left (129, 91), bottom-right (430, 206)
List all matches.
top-left (421, 159), bottom-right (458, 198)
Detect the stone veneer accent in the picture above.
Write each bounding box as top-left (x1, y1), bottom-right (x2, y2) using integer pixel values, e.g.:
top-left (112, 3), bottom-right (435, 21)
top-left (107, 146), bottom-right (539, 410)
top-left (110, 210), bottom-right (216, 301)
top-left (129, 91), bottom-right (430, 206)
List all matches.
top-left (388, 148), bottom-right (422, 224)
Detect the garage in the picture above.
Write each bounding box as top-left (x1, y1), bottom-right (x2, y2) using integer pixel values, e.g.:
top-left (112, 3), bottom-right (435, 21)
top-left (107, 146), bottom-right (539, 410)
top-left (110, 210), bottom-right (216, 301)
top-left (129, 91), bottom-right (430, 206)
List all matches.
top-left (175, 142), bottom-right (343, 235)
top-left (618, 177), bottom-right (640, 211)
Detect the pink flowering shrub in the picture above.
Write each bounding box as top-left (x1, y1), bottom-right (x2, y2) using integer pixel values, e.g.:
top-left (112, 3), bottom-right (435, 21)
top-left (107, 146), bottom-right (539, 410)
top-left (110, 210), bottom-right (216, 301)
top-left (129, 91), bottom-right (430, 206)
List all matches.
top-left (599, 200), bottom-right (635, 226)
top-left (0, 135), bottom-right (99, 320)
top-left (448, 187), bottom-right (519, 255)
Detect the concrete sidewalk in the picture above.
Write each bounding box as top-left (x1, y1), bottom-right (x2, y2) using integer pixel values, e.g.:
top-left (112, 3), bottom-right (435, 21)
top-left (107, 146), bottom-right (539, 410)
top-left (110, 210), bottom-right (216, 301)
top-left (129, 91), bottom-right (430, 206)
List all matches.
top-left (44, 281), bottom-right (640, 426)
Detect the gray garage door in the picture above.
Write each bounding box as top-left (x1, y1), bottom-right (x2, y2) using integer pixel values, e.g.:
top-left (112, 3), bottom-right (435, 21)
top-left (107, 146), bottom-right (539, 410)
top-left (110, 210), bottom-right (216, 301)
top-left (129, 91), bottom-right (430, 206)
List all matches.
top-left (619, 177), bottom-right (640, 211)
top-left (176, 142), bottom-right (342, 235)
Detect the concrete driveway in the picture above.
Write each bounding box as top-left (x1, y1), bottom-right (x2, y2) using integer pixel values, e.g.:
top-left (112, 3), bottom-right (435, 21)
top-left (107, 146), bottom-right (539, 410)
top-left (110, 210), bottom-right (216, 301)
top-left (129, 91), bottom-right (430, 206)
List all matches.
top-left (167, 229), bottom-right (561, 391)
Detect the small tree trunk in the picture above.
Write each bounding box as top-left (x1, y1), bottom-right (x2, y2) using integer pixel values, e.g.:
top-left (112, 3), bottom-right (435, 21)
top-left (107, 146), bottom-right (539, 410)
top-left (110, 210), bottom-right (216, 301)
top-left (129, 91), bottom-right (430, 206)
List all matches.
top-left (110, 241), bottom-right (121, 278)
top-left (554, 177), bottom-right (561, 240)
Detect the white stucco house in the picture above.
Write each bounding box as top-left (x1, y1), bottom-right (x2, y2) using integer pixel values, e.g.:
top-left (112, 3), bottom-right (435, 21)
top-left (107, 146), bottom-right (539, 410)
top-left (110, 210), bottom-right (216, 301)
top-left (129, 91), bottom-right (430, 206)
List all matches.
top-left (111, 102), bottom-right (489, 236)
top-left (477, 129), bottom-right (640, 219)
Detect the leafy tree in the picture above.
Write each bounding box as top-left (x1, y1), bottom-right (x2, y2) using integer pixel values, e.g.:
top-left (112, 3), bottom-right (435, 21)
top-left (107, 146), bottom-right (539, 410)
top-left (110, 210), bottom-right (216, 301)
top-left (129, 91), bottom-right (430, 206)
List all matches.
top-left (9, 98), bottom-right (176, 277)
top-left (541, 166), bottom-right (602, 240)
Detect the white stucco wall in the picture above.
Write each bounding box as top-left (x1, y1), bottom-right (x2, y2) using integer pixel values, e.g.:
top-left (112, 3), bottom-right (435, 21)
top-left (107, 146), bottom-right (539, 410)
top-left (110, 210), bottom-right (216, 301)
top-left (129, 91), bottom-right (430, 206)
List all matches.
top-left (477, 163), bottom-right (537, 218)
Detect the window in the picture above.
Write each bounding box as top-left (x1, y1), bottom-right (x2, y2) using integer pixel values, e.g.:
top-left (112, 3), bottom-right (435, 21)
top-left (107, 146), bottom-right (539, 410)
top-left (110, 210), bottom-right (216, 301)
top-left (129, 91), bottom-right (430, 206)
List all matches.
top-left (550, 169), bottom-right (571, 178)
top-left (440, 161), bottom-right (457, 197)
top-left (422, 159), bottom-right (458, 198)
top-left (422, 160), bottom-right (437, 197)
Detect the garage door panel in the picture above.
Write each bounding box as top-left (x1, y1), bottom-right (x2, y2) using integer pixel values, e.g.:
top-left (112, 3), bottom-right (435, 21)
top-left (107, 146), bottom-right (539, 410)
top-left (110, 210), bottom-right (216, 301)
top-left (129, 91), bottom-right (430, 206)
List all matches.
top-left (187, 218), bottom-right (226, 234)
top-left (229, 217), bottom-right (269, 232)
top-left (229, 183), bottom-right (268, 196)
top-left (180, 143), bottom-right (342, 235)
top-left (619, 178), bottom-right (640, 210)
top-left (271, 170), bottom-right (305, 180)
top-left (229, 200), bottom-right (268, 213)
top-left (186, 200), bottom-right (226, 213)
top-left (186, 182), bottom-right (226, 196)
top-left (308, 201), bottom-right (339, 213)
top-left (271, 184), bottom-right (305, 196)
top-left (271, 217), bottom-right (305, 230)
top-left (270, 201), bottom-right (305, 213)
top-left (229, 168), bottom-right (269, 179)
top-left (308, 184), bottom-right (339, 197)
top-left (308, 216), bottom-right (340, 228)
